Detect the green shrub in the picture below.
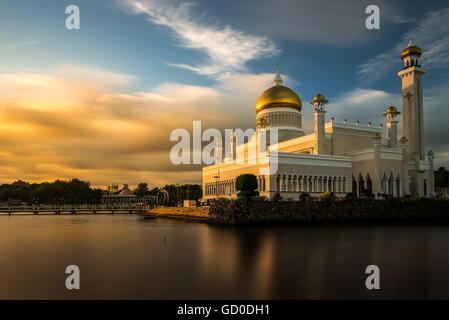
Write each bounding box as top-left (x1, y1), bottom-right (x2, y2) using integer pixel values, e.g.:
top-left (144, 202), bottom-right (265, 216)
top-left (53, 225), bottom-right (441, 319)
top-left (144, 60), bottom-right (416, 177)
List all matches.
top-left (299, 192), bottom-right (311, 202)
top-left (251, 196), bottom-right (266, 201)
top-left (345, 192), bottom-right (357, 200)
top-left (404, 196), bottom-right (421, 202)
top-left (272, 192), bottom-right (282, 201)
top-left (320, 192), bottom-right (336, 201)
top-left (235, 174), bottom-right (259, 200)
top-left (217, 197), bottom-right (230, 202)
top-left (361, 190), bottom-right (374, 198)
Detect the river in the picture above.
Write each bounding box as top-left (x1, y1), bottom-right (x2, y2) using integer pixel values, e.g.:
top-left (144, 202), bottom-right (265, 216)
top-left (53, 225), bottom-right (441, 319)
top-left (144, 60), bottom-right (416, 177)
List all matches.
top-left (1, 214), bottom-right (448, 299)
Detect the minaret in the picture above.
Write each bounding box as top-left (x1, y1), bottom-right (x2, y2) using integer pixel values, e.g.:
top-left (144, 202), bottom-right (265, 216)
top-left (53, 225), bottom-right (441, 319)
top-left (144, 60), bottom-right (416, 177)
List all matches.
top-left (398, 39), bottom-right (425, 160)
top-left (383, 106), bottom-right (400, 147)
top-left (309, 94), bottom-right (329, 155)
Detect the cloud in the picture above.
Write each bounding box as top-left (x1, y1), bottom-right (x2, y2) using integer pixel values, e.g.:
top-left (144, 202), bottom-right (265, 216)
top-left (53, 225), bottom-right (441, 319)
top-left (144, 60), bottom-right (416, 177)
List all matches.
top-left (323, 88), bottom-right (401, 133)
top-left (120, 0), bottom-right (280, 77)
top-left (1, 41), bottom-right (37, 53)
top-left (358, 6), bottom-right (449, 82)
top-left (0, 66), bottom-right (279, 187)
top-left (1, 63), bottom-right (447, 187)
top-left (213, 0), bottom-right (413, 46)
top-left (422, 82), bottom-right (449, 168)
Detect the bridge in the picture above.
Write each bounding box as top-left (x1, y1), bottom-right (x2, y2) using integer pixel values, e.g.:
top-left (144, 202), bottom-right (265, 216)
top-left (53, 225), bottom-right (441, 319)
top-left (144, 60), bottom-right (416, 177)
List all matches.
top-left (0, 204), bottom-right (153, 216)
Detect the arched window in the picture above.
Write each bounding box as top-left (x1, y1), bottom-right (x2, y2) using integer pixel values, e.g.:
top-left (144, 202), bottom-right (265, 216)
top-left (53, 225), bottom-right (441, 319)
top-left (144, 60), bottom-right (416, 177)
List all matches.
top-left (396, 175), bottom-right (401, 197)
top-left (388, 172), bottom-right (394, 196)
top-left (358, 173), bottom-right (365, 196)
top-left (366, 173), bottom-right (373, 195)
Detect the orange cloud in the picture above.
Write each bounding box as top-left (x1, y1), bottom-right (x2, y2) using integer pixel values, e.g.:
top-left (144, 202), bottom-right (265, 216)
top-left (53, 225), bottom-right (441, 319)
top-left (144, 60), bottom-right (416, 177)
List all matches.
top-left (0, 65), bottom-right (277, 188)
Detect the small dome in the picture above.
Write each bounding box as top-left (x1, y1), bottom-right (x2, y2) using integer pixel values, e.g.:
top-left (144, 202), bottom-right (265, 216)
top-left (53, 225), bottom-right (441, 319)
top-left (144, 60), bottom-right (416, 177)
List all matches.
top-left (310, 93), bottom-right (329, 105)
top-left (387, 106), bottom-right (397, 113)
top-left (384, 106), bottom-right (400, 116)
top-left (401, 39), bottom-right (422, 59)
top-left (255, 85), bottom-right (302, 113)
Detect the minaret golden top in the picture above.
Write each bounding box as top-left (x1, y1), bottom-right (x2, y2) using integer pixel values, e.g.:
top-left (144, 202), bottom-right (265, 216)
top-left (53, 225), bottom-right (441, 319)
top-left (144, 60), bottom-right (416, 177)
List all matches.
top-left (401, 39), bottom-right (422, 60)
top-left (273, 64), bottom-right (283, 86)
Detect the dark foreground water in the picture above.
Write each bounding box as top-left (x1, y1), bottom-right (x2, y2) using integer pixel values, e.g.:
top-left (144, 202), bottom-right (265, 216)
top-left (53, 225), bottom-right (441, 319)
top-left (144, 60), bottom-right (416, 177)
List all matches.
top-left (1, 214), bottom-right (449, 299)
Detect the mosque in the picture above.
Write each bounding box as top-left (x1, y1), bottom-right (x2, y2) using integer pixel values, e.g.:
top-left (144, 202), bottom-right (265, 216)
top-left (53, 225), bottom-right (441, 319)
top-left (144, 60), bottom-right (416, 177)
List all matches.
top-left (202, 40), bottom-right (435, 200)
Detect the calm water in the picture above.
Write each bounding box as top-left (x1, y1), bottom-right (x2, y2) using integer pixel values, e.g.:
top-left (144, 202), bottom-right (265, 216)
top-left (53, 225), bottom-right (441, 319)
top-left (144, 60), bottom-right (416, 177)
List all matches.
top-left (1, 214), bottom-right (449, 299)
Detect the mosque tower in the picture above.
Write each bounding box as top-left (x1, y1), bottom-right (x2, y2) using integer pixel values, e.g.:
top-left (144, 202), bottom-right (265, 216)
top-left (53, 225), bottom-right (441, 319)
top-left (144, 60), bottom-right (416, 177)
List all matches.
top-left (310, 94), bottom-right (329, 154)
top-left (398, 39), bottom-right (433, 196)
top-left (398, 39), bottom-right (425, 161)
top-left (255, 65), bottom-right (304, 142)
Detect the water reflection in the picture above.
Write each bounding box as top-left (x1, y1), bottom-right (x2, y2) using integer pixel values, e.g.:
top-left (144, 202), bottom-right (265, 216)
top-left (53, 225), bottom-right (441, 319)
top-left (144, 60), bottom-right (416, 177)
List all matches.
top-left (0, 215), bottom-right (448, 299)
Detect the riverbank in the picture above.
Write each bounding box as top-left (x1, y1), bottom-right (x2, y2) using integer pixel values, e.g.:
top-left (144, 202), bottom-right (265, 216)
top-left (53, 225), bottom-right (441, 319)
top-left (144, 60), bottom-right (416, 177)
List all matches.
top-left (142, 198), bottom-right (449, 225)
top-left (145, 206), bottom-right (210, 221)
top-left (209, 198), bottom-right (449, 224)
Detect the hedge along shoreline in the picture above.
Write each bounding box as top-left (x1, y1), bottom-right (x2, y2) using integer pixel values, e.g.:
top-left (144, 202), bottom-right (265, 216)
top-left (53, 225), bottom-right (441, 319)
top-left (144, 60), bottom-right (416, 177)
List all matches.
top-left (208, 198), bottom-right (449, 225)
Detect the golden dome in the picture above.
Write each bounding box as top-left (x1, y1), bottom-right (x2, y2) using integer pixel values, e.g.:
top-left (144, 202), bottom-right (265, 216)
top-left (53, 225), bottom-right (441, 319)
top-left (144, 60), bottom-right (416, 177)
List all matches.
top-left (255, 85), bottom-right (302, 113)
top-left (387, 106), bottom-right (397, 113)
top-left (255, 65), bottom-right (302, 113)
top-left (401, 39), bottom-right (422, 59)
top-left (314, 94), bottom-right (325, 100)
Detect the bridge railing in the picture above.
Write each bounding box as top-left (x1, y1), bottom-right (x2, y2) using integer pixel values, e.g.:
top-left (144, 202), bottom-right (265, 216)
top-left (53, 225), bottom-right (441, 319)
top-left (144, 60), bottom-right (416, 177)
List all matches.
top-left (0, 203), bottom-right (153, 211)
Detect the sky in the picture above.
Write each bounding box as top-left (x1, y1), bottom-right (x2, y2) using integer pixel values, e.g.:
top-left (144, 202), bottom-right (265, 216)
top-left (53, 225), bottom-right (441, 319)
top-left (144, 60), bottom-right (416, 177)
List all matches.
top-left (0, 0), bottom-right (448, 188)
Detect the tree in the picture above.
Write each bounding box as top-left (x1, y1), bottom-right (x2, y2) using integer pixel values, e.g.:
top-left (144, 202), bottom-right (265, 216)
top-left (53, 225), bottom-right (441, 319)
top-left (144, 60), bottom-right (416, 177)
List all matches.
top-left (161, 184), bottom-right (203, 206)
top-left (236, 174), bottom-right (259, 200)
top-left (0, 178), bottom-right (103, 204)
top-left (435, 167), bottom-right (449, 193)
top-left (135, 183), bottom-right (149, 197)
top-left (300, 192), bottom-right (311, 201)
top-left (272, 192), bottom-right (282, 201)
top-left (345, 192), bottom-right (357, 200)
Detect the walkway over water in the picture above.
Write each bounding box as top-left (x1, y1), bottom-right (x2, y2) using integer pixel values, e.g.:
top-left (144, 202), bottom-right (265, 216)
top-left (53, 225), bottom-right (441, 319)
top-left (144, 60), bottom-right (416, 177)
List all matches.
top-left (0, 204), bottom-right (152, 215)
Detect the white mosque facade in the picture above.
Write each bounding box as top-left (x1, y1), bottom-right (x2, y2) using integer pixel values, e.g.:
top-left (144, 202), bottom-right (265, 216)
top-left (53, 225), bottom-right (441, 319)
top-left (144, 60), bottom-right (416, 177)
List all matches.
top-left (202, 41), bottom-right (435, 200)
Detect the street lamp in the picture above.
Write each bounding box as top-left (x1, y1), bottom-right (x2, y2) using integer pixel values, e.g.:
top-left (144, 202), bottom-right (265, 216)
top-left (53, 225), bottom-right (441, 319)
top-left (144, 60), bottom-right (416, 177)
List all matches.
top-left (213, 169), bottom-right (220, 199)
top-left (175, 184), bottom-right (180, 207)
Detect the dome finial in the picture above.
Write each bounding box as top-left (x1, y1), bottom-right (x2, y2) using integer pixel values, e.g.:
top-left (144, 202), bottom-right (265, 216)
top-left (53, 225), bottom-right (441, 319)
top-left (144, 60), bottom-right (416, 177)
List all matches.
top-left (273, 64), bottom-right (283, 86)
top-left (408, 38), bottom-right (413, 47)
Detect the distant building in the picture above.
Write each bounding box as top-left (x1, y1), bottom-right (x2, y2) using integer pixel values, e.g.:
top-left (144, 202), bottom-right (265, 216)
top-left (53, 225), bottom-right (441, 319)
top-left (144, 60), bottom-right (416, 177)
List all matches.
top-left (107, 183), bottom-right (119, 194)
top-left (203, 40), bottom-right (435, 200)
top-left (102, 184), bottom-right (157, 204)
